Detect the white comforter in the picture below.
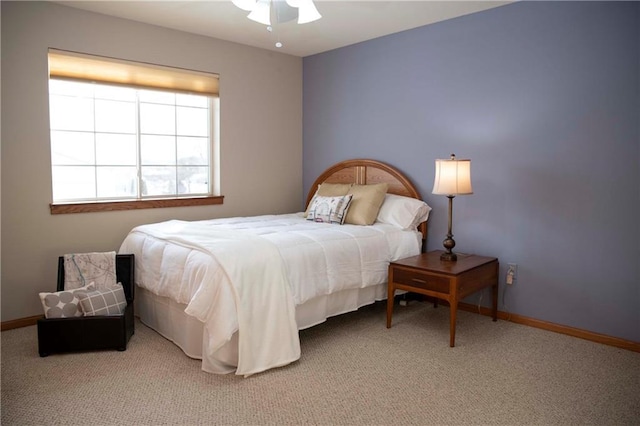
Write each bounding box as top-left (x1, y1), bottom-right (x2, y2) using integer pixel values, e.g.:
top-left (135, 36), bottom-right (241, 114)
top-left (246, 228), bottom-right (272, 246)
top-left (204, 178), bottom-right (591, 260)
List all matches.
top-left (119, 213), bottom-right (421, 375)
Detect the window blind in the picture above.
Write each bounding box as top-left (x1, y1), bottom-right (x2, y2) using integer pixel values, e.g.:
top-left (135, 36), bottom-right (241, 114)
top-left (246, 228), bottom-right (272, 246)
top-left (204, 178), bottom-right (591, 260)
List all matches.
top-left (48, 49), bottom-right (219, 96)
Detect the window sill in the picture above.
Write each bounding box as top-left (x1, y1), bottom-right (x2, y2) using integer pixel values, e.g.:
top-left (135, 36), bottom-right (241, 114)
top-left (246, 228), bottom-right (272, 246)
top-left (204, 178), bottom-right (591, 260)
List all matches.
top-left (50, 196), bottom-right (224, 214)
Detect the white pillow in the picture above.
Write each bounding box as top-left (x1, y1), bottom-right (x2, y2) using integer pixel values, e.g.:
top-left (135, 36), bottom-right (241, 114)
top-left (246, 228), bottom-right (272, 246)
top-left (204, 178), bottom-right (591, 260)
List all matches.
top-left (376, 194), bottom-right (432, 230)
top-left (306, 194), bottom-right (353, 224)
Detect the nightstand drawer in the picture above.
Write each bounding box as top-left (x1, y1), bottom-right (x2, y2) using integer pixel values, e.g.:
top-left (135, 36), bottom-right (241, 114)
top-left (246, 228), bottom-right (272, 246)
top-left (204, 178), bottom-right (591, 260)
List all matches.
top-left (392, 268), bottom-right (450, 294)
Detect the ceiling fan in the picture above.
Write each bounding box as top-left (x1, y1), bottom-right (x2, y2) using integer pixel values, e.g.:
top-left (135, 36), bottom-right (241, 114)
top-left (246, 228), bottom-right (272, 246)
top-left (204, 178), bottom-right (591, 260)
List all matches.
top-left (232, 0), bottom-right (322, 25)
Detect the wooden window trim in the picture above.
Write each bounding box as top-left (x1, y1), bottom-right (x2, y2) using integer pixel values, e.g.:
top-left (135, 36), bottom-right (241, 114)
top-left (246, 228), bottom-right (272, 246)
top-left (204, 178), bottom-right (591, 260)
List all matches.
top-left (50, 195), bottom-right (224, 214)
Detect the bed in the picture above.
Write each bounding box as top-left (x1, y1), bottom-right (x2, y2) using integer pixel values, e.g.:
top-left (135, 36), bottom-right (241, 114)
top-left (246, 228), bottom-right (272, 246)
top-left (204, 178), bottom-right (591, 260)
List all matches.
top-left (118, 159), bottom-right (431, 376)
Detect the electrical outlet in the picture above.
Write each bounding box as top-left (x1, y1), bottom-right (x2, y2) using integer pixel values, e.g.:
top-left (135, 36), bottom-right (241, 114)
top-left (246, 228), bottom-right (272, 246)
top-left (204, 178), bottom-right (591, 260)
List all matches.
top-left (506, 263), bottom-right (517, 285)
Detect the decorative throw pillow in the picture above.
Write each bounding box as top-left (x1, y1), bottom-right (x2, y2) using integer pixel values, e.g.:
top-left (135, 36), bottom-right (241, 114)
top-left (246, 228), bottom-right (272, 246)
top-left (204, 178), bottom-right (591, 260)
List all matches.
top-left (344, 183), bottom-right (388, 225)
top-left (317, 182), bottom-right (352, 195)
top-left (39, 283), bottom-right (95, 319)
top-left (304, 183), bottom-right (353, 217)
top-left (77, 283), bottom-right (127, 316)
top-left (376, 194), bottom-right (432, 229)
top-left (306, 194), bottom-right (353, 224)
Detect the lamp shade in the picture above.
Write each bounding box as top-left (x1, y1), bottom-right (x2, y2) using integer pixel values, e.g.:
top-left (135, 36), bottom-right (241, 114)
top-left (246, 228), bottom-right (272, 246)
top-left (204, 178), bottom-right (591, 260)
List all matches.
top-left (432, 155), bottom-right (473, 196)
top-left (297, 0), bottom-right (322, 23)
top-left (247, 0), bottom-right (271, 25)
top-left (232, 0), bottom-right (257, 11)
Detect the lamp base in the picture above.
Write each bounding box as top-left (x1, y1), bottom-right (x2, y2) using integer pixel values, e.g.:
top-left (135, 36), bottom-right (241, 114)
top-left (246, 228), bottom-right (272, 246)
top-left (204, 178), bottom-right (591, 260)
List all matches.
top-left (440, 195), bottom-right (458, 262)
top-left (441, 233), bottom-right (457, 262)
top-left (440, 251), bottom-right (458, 262)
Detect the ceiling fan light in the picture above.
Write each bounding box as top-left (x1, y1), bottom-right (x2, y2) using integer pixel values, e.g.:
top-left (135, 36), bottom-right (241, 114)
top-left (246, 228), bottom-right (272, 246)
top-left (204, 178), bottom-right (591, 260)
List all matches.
top-left (297, 0), bottom-right (321, 24)
top-left (274, 0), bottom-right (298, 24)
top-left (247, 0), bottom-right (272, 25)
top-left (232, 0), bottom-right (258, 12)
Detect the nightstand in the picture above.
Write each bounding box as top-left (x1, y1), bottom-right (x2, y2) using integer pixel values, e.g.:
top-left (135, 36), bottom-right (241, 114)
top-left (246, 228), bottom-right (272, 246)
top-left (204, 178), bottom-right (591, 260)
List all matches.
top-left (386, 250), bottom-right (499, 347)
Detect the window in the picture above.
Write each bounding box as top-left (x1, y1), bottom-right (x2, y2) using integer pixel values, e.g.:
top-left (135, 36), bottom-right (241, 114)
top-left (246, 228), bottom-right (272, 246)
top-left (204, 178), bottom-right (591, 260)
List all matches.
top-left (47, 49), bottom-right (222, 214)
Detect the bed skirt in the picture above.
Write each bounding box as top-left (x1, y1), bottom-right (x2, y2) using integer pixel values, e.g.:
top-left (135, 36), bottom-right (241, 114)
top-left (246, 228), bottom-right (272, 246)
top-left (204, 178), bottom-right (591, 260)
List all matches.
top-left (135, 283), bottom-right (388, 372)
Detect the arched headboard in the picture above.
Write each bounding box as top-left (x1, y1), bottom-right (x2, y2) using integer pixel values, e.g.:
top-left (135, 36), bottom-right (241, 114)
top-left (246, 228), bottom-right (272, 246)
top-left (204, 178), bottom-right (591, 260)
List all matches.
top-left (306, 159), bottom-right (427, 244)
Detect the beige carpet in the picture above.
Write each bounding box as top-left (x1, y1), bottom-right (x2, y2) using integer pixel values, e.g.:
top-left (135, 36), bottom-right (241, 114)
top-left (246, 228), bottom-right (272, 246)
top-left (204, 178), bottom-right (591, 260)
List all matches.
top-left (2, 301), bottom-right (639, 425)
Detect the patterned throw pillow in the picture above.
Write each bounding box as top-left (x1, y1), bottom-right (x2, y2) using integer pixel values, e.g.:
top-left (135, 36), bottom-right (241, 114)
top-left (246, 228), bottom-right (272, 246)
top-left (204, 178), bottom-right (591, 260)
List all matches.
top-left (39, 283), bottom-right (95, 319)
top-left (304, 183), bottom-right (353, 218)
top-left (77, 283), bottom-right (127, 316)
top-left (306, 194), bottom-right (353, 224)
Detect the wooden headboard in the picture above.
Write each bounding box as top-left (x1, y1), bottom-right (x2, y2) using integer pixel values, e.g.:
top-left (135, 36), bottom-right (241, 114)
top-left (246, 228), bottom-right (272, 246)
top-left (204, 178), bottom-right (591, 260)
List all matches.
top-left (305, 159), bottom-right (427, 243)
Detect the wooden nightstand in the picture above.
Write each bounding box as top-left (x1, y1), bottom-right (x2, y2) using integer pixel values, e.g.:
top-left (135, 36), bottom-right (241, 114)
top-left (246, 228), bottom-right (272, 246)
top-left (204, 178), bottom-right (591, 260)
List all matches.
top-left (387, 250), bottom-right (499, 347)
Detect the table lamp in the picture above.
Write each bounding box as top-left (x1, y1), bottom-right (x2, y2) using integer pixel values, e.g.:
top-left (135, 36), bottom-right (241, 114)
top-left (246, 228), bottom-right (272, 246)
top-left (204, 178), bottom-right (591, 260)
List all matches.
top-left (432, 154), bottom-right (473, 261)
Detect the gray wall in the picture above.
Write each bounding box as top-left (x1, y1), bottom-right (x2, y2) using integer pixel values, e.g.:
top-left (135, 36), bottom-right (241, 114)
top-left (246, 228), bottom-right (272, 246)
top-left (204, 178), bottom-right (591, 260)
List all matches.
top-left (1, 1), bottom-right (302, 322)
top-left (303, 1), bottom-right (639, 341)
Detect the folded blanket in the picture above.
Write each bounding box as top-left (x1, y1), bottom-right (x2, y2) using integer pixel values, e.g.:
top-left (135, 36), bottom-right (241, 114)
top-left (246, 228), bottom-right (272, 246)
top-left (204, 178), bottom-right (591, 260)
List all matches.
top-left (63, 251), bottom-right (117, 290)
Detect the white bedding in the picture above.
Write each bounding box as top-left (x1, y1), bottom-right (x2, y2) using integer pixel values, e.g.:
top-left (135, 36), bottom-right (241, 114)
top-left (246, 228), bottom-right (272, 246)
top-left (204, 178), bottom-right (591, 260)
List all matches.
top-left (119, 213), bottom-right (422, 375)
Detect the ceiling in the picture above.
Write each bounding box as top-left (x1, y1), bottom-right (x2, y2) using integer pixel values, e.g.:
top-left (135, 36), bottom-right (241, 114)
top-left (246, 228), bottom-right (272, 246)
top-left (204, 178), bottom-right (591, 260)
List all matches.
top-left (56, 1), bottom-right (510, 57)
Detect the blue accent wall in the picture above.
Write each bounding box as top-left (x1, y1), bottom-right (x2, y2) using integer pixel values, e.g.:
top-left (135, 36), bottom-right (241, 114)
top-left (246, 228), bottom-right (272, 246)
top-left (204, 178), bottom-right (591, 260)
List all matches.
top-left (303, 1), bottom-right (639, 341)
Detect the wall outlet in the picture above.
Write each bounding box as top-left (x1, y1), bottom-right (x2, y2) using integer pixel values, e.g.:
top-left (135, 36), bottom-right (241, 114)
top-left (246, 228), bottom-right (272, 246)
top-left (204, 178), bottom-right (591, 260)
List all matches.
top-left (506, 263), bottom-right (517, 285)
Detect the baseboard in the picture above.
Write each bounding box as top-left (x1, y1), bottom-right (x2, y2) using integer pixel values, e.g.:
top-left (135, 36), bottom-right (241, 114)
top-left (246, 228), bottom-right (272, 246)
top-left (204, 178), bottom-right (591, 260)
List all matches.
top-left (1, 315), bottom-right (43, 331)
top-left (456, 302), bottom-right (640, 353)
top-left (4, 303), bottom-right (640, 353)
